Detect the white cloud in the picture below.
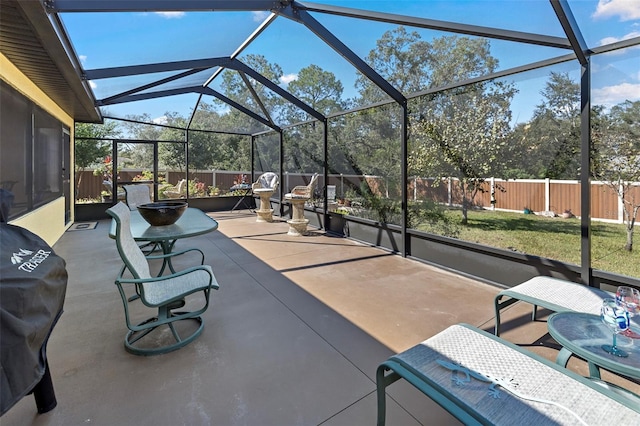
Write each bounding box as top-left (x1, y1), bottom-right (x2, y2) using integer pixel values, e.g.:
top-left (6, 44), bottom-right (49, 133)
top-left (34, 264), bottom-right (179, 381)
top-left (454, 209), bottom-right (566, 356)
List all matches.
top-left (153, 116), bottom-right (168, 125)
top-left (593, 0), bottom-right (640, 21)
top-left (79, 54), bottom-right (87, 64)
top-left (88, 81), bottom-right (97, 89)
top-left (252, 11), bottom-right (270, 22)
top-left (279, 73), bottom-right (298, 85)
top-left (599, 30), bottom-right (640, 45)
top-left (154, 11), bottom-right (185, 19)
top-left (592, 82), bottom-right (640, 106)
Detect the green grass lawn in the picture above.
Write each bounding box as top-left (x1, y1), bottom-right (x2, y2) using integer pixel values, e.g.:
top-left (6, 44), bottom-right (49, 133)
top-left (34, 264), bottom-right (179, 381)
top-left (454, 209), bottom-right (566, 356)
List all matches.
top-left (419, 209), bottom-right (639, 279)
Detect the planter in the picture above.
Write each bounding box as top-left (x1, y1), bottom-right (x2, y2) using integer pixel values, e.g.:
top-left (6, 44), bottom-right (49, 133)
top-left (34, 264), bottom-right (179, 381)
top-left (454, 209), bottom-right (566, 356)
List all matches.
top-left (346, 219), bottom-right (402, 253)
top-left (327, 212), bottom-right (348, 236)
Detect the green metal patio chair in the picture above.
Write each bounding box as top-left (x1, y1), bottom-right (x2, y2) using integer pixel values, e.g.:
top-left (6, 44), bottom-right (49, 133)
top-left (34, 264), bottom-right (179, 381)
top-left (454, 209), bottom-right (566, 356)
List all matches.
top-left (123, 184), bottom-right (152, 210)
top-left (107, 202), bottom-right (219, 355)
top-left (123, 184), bottom-right (161, 255)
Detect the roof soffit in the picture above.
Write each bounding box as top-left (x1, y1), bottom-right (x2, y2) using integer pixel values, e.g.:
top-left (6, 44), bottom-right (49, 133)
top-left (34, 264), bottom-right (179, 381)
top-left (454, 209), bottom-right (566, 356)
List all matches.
top-left (0, 0), bottom-right (100, 122)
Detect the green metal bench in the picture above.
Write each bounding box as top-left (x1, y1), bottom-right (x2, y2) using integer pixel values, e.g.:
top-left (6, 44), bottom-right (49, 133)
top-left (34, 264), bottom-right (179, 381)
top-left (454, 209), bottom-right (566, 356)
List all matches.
top-left (494, 276), bottom-right (611, 336)
top-left (376, 324), bottom-right (640, 425)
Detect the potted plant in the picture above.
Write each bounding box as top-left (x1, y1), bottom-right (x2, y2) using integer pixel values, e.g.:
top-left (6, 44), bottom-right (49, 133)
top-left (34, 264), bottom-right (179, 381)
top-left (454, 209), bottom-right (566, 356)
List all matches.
top-left (101, 190), bottom-right (112, 203)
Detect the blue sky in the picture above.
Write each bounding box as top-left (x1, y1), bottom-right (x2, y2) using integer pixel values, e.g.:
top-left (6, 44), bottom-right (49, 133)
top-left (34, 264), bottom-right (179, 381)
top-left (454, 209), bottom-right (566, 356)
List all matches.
top-left (60, 0), bottom-right (640, 124)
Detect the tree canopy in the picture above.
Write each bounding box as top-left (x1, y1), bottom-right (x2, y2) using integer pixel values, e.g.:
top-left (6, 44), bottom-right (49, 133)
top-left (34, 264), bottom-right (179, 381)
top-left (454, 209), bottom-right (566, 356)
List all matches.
top-left (592, 100), bottom-right (640, 251)
top-left (76, 27), bottom-right (637, 242)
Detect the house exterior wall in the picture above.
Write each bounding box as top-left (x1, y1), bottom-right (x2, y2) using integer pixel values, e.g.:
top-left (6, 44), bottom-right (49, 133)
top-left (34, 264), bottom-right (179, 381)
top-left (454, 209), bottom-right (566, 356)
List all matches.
top-left (1, 53), bottom-right (75, 246)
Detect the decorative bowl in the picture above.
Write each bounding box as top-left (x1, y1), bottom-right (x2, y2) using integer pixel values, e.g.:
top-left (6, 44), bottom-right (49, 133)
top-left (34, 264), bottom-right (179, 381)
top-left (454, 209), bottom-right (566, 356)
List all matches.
top-left (137, 201), bottom-right (188, 226)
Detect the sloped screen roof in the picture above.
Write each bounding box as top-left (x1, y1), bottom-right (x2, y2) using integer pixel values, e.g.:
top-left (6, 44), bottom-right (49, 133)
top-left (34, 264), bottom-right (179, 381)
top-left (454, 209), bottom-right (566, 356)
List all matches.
top-left (33, 0), bottom-right (640, 132)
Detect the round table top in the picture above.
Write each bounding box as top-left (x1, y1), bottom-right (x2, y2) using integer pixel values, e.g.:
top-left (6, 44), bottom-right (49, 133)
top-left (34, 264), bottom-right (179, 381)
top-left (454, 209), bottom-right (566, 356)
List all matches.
top-left (548, 312), bottom-right (640, 379)
top-left (109, 207), bottom-right (218, 242)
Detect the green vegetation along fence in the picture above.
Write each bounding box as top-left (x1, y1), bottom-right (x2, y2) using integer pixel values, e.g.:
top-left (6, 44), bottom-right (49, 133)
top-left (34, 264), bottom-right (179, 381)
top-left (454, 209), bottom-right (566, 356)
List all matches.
top-left (76, 170), bottom-right (637, 225)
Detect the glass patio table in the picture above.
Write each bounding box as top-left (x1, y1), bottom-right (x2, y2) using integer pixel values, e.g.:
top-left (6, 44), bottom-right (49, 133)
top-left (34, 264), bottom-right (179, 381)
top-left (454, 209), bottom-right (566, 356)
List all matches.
top-left (109, 207), bottom-right (218, 274)
top-left (547, 312), bottom-right (640, 380)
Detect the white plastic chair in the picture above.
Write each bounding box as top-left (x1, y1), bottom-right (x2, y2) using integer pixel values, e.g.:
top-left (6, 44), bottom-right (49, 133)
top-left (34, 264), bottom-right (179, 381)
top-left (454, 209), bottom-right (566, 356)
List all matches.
top-left (165, 179), bottom-right (186, 199)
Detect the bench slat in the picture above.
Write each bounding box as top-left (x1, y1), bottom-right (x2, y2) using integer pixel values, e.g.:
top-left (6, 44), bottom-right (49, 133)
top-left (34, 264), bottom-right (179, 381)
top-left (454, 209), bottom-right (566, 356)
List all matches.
top-left (376, 324), bottom-right (640, 425)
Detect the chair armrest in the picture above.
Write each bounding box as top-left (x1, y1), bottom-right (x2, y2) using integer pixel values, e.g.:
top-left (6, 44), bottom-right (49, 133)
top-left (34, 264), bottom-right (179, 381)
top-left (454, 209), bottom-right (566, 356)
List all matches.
top-left (118, 264), bottom-right (219, 289)
top-left (146, 247), bottom-right (205, 266)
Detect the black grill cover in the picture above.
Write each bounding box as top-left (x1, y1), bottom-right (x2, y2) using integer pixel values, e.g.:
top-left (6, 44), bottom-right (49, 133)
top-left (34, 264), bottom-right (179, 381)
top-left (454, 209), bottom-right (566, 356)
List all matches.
top-left (1, 224), bottom-right (67, 415)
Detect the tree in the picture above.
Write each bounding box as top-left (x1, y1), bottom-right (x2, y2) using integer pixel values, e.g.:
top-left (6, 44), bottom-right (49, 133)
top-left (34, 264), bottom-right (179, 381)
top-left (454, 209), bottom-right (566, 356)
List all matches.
top-left (349, 29), bottom-right (513, 226)
top-left (374, 31), bottom-right (515, 224)
top-left (285, 64), bottom-right (345, 122)
top-left (342, 103), bottom-right (404, 195)
top-left (219, 54), bottom-right (285, 132)
top-left (191, 102), bottom-right (252, 172)
top-left (156, 112), bottom-right (189, 172)
top-left (207, 54), bottom-right (285, 173)
top-left (283, 65), bottom-right (345, 174)
top-left (592, 100), bottom-right (640, 251)
top-left (410, 80), bottom-right (516, 224)
top-left (355, 26), bottom-right (431, 105)
top-left (74, 120), bottom-right (120, 198)
top-left (344, 27), bottom-right (436, 211)
top-left (516, 72), bottom-right (581, 179)
top-left (120, 113), bottom-right (163, 170)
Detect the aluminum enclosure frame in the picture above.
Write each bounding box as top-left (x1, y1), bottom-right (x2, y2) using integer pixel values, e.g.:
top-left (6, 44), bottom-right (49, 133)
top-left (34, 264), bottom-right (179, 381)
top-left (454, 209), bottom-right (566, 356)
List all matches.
top-left (43, 0), bottom-right (634, 287)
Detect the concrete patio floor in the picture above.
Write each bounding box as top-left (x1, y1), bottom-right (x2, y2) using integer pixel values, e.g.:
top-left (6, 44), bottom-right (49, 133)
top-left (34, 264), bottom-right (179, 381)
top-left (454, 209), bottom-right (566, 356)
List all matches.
top-left (3, 210), bottom-right (639, 425)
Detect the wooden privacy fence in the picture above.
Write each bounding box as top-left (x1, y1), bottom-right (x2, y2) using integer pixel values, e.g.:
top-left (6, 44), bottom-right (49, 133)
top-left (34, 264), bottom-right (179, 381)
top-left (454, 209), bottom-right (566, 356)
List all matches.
top-left (409, 177), bottom-right (638, 224)
top-left (76, 170), bottom-right (637, 224)
top-left (76, 170), bottom-right (373, 200)
top-left (75, 169), bottom-right (251, 199)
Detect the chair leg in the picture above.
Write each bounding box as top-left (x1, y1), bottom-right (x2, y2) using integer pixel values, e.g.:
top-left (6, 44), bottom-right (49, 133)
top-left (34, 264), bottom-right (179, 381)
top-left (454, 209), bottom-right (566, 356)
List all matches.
top-left (494, 295), bottom-right (519, 336)
top-left (126, 322), bottom-right (157, 345)
top-left (376, 365), bottom-right (402, 426)
top-left (124, 315), bottom-right (204, 356)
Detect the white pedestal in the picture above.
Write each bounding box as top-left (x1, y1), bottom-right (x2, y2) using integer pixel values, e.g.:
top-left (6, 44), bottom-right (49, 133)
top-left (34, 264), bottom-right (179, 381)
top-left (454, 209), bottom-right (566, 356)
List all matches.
top-left (256, 209), bottom-right (273, 222)
top-left (286, 197), bottom-right (309, 236)
top-left (254, 189), bottom-right (275, 222)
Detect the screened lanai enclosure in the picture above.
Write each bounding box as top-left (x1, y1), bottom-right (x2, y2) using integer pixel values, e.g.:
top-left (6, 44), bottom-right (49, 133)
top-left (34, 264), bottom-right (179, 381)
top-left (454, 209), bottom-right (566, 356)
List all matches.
top-left (22, 1), bottom-right (640, 288)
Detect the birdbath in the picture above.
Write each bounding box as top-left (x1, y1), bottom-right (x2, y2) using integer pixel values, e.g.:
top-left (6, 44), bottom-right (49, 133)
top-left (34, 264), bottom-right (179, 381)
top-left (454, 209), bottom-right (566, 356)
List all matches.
top-left (253, 188), bottom-right (275, 222)
top-left (285, 194), bottom-right (310, 236)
